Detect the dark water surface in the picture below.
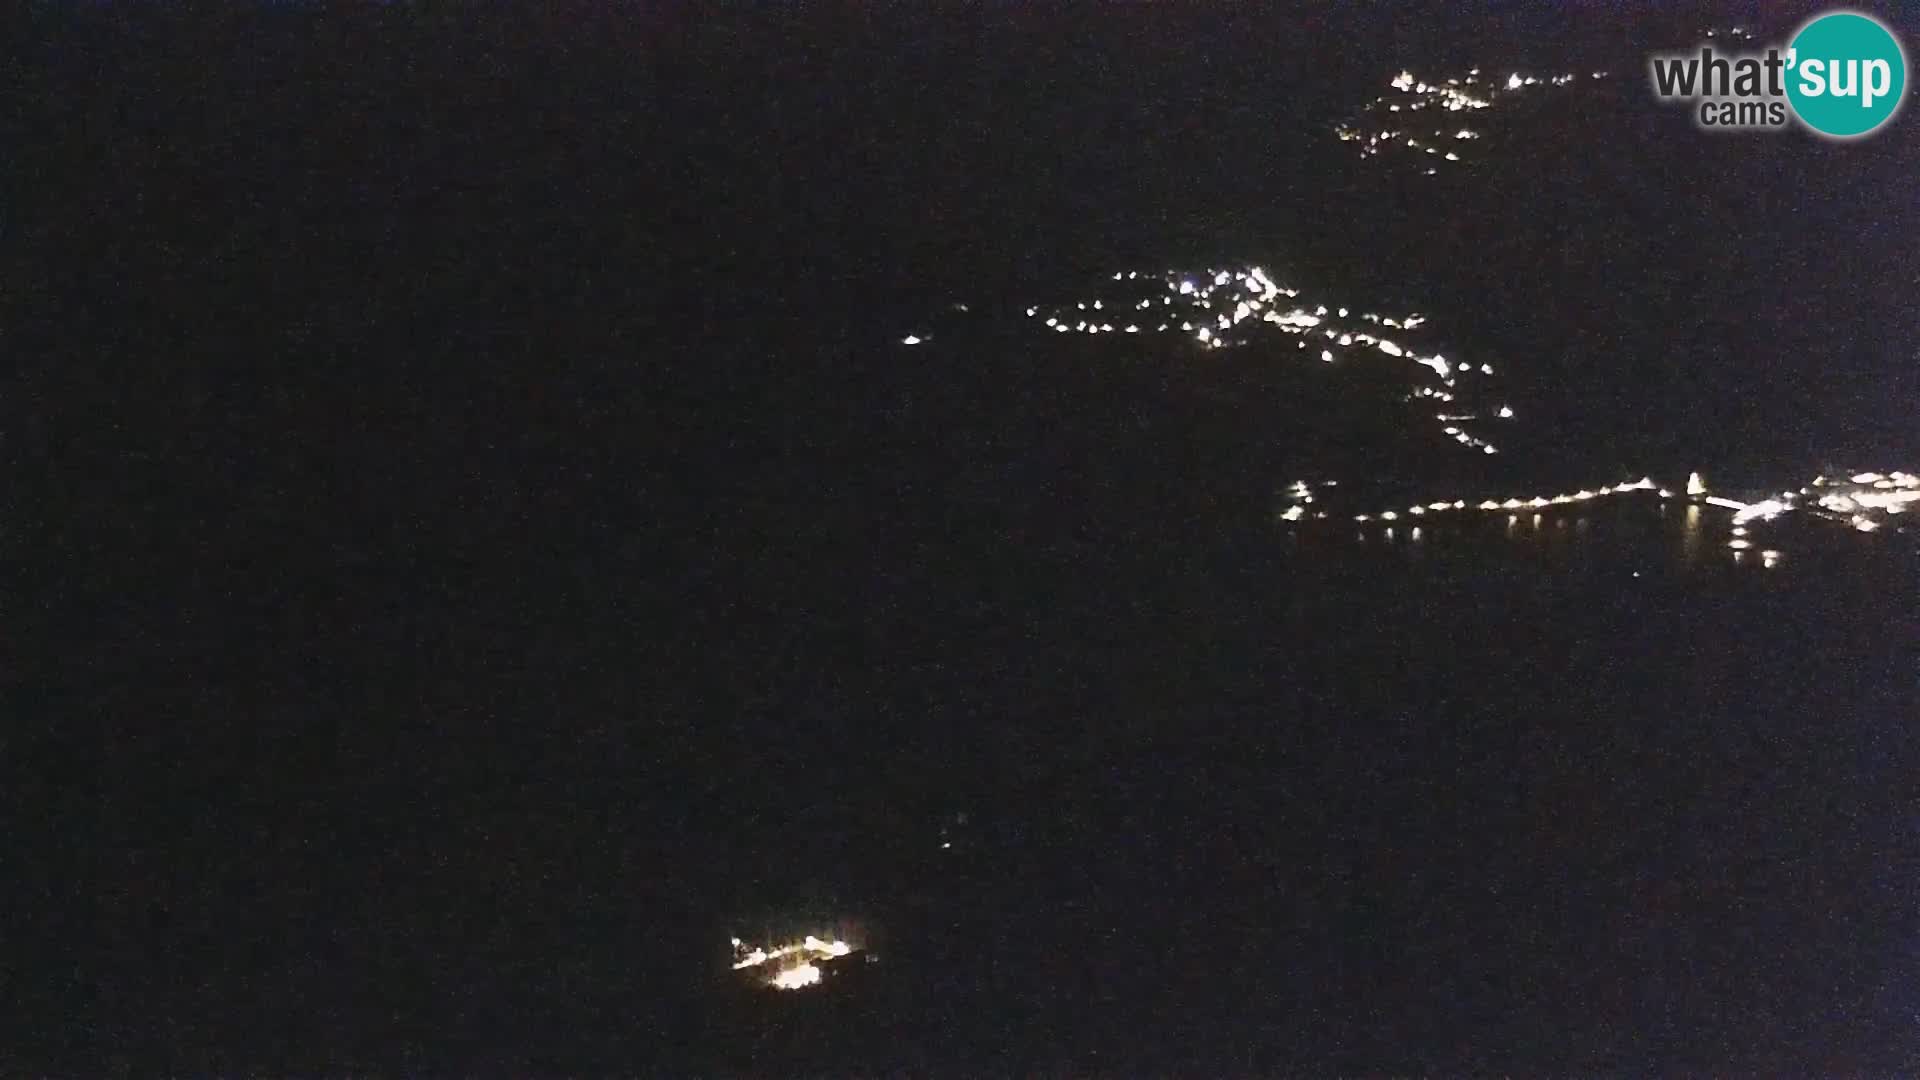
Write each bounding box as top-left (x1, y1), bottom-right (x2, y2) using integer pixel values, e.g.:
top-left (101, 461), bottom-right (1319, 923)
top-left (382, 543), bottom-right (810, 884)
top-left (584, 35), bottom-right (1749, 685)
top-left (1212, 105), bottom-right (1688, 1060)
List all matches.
top-left (18, 4), bottom-right (1920, 1073)
top-left (668, 499), bottom-right (1920, 1074)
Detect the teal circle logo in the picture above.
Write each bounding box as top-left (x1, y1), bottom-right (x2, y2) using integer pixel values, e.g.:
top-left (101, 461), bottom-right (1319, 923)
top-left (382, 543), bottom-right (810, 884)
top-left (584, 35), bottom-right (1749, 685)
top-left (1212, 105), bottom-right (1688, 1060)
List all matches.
top-left (1785, 11), bottom-right (1907, 138)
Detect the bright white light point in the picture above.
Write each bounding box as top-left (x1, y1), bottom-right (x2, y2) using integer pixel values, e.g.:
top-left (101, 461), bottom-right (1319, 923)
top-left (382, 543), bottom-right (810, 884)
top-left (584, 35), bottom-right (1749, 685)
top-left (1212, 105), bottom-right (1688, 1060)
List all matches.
top-left (1321, 349), bottom-right (1334, 362)
top-left (1197, 327), bottom-right (1211, 342)
top-left (1851, 472), bottom-right (1884, 484)
top-left (771, 964), bottom-right (821, 990)
top-left (1215, 271), bottom-right (1230, 286)
top-left (733, 933), bottom-right (854, 975)
top-left (1732, 499), bottom-right (1787, 525)
top-left (1179, 280), bottom-right (1195, 295)
top-left (1727, 539), bottom-right (1751, 550)
top-left (1483, 445), bottom-right (1497, 454)
top-left (1377, 340), bottom-right (1403, 357)
top-left (1498, 405), bottom-right (1513, 418)
top-left (902, 335), bottom-right (923, 345)
top-left (1687, 472), bottom-right (1707, 496)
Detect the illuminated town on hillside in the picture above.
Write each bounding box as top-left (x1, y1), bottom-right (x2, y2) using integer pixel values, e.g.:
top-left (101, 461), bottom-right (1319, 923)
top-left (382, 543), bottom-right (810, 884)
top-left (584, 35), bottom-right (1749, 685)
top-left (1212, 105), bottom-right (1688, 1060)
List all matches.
top-left (1336, 67), bottom-right (1610, 172)
top-left (902, 259), bottom-right (1914, 570)
top-left (1010, 265), bottom-right (1510, 458)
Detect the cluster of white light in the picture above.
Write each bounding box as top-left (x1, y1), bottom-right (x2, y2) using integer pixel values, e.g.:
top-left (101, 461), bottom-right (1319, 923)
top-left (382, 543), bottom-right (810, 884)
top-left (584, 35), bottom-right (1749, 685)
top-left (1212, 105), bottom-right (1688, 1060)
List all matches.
top-left (1346, 477), bottom-right (1659, 524)
top-left (1730, 499), bottom-right (1789, 526)
top-left (1337, 66), bottom-right (1609, 171)
top-left (769, 963), bottom-right (821, 991)
top-left (1278, 478), bottom-right (1342, 522)
top-left (1808, 470), bottom-right (1920, 531)
top-left (1339, 475), bottom-right (1775, 568)
top-left (731, 933), bottom-right (854, 990)
top-left (1016, 267), bottom-right (1511, 456)
top-left (1704, 26), bottom-right (1753, 41)
top-left (1327, 468), bottom-right (1911, 556)
top-left (920, 270), bottom-right (1911, 560)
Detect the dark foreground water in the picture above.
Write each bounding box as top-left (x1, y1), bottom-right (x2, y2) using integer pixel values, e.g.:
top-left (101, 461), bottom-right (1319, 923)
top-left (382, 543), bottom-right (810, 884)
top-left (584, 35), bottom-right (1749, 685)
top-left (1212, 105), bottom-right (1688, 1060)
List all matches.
top-left (20, 6), bottom-right (1920, 1073)
top-left (660, 500), bottom-right (1920, 1075)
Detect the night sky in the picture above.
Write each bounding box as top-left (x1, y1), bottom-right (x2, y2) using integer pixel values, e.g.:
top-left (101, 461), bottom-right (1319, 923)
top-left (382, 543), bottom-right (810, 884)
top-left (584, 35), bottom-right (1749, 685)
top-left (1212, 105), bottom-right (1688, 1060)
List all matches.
top-left (16, 3), bottom-right (1920, 1073)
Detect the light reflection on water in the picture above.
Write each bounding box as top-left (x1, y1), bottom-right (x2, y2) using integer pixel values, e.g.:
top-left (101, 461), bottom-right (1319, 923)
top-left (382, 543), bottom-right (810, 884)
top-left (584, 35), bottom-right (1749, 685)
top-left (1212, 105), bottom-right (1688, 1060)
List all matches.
top-left (1303, 496), bottom-right (1802, 575)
